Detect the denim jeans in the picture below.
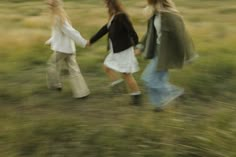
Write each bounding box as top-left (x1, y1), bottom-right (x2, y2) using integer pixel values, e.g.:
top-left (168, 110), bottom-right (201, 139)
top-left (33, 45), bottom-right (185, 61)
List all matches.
top-left (141, 55), bottom-right (184, 107)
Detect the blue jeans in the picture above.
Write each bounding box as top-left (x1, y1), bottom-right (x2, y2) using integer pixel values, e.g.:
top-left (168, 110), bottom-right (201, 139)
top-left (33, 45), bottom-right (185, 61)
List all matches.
top-left (141, 56), bottom-right (184, 107)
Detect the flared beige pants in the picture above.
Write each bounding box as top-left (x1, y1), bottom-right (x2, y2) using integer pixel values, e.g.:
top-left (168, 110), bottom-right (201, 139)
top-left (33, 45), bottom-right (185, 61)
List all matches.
top-left (47, 52), bottom-right (90, 98)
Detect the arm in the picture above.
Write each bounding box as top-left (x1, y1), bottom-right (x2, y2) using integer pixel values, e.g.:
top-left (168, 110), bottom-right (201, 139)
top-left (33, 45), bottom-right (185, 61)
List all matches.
top-left (135, 17), bottom-right (153, 56)
top-left (89, 24), bottom-right (108, 45)
top-left (136, 32), bottom-right (147, 51)
top-left (173, 17), bottom-right (197, 62)
top-left (61, 21), bottom-right (88, 48)
top-left (135, 33), bottom-right (147, 56)
top-left (135, 18), bottom-right (150, 52)
top-left (118, 13), bottom-right (139, 45)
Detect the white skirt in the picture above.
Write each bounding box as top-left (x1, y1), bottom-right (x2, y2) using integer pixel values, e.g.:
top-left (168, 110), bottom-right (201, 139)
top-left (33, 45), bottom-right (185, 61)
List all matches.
top-left (104, 41), bottom-right (139, 73)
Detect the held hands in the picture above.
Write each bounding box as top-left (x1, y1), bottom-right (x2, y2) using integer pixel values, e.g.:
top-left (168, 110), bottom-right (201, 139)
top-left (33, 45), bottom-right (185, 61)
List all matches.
top-left (86, 40), bottom-right (91, 47)
top-left (134, 48), bottom-right (142, 56)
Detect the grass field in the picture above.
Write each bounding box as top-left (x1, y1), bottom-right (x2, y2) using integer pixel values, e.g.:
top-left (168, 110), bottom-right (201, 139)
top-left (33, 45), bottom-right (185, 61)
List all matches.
top-left (0, 0), bottom-right (236, 157)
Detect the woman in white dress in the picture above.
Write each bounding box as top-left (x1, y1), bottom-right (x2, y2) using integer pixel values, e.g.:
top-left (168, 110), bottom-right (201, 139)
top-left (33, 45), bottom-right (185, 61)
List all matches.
top-left (45, 0), bottom-right (90, 98)
top-left (89, 0), bottom-right (141, 105)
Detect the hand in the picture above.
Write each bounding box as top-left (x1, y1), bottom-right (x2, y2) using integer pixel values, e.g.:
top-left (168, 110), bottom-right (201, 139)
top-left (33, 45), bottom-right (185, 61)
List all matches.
top-left (86, 40), bottom-right (91, 47)
top-left (134, 49), bottom-right (141, 56)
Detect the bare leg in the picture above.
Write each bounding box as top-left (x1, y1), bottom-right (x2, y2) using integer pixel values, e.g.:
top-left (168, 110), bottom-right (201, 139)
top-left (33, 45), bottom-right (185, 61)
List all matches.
top-left (103, 65), bottom-right (120, 82)
top-left (122, 73), bottom-right (140, 93)
top-left (123, 73), bottom-right (142, 105)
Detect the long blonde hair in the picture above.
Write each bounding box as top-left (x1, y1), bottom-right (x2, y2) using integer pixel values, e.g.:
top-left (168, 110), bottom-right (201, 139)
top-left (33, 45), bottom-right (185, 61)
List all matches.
top-left (47, 0), bottom-right (70, 25)
top-left (144, 0), bottom-right (179, 18)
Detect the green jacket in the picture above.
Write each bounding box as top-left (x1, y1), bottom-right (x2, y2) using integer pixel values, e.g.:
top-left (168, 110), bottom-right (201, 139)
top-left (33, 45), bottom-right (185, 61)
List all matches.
top-left (139, 11), bottom-right (197, 71)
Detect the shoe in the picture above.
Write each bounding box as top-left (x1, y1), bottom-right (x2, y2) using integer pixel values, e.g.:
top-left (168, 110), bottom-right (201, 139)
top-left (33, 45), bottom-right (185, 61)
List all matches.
top-left (80, 95), bottom-right (89, 99)
top-left (159, 89), bottom-right (184, 107)
top-left (153, 107), bottom-right (164, 112)
top-left (56, 87), bottom-right (62, 92)
top-left (74, 95), bottom-right (89, 99)
top-left (131, 94), bottom-right (142, 106)
top-left (49, 87), bottom-right (62, 92)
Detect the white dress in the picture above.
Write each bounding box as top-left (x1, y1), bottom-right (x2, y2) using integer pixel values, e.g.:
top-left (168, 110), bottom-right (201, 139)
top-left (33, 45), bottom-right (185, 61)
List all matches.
top-left (103, 15), bottom-right (139, 73)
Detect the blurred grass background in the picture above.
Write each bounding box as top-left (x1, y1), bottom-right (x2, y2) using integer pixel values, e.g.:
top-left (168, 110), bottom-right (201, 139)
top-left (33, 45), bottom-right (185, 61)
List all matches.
top-left (0, 0), bottom-right (235, 157)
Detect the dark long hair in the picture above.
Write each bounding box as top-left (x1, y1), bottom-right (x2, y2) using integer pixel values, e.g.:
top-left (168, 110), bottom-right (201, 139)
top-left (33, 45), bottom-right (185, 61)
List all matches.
top-left (104, 0), bottom-right (125, 18)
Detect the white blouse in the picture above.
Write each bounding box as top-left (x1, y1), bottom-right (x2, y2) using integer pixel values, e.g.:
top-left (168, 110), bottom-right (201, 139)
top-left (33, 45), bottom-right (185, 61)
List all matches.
top-left (46, 16), bottom-right (87, 54)
top-left (154, 14), bottom-right (162, 45)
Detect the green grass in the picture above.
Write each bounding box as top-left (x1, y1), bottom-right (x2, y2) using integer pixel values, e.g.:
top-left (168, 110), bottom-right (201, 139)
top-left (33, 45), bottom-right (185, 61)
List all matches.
top-left (0, 0), bottom-right (235, 157)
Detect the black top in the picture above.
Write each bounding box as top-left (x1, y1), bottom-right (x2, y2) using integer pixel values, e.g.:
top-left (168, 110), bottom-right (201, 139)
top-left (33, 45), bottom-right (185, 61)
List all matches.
top-left (90, 12), bottom-right (139, 53)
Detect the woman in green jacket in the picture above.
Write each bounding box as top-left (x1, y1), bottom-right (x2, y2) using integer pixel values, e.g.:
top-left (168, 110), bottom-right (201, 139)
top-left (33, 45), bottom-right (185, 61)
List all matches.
top-left (136, 0), bottom-right (198, 111)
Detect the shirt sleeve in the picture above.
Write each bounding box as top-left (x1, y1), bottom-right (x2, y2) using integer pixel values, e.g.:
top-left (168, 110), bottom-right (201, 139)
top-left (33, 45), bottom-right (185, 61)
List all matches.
top-left (61, 21), bottom-right (88, 48)
top-left (118, 13), bottom-right (139, 45)
top-left (89, 24), bottom-right (108, 45)
top-left (45, 37), bottom-right (52, 45)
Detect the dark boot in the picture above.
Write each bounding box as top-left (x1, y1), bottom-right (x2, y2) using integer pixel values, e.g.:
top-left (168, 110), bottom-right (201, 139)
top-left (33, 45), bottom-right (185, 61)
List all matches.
top-left (49, 87), bottom-right (62, 92)
top-left (131, 94), bottom-right (142, 106)
top-left (153, 107), bottom-right (164, 112)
